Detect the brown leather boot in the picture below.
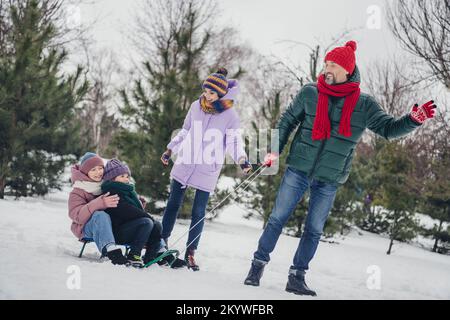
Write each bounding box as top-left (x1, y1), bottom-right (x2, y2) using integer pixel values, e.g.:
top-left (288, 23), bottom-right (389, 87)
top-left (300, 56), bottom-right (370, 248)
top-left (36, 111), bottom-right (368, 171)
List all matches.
top-left (185, 248), bottom-right (200, 271)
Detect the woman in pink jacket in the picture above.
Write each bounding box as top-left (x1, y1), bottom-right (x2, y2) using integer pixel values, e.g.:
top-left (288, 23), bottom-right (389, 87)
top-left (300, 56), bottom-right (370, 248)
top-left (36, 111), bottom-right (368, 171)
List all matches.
top-left (68, 152), bottom-right (128, 265)
top-left (160, 68), bottom-right (252, 271)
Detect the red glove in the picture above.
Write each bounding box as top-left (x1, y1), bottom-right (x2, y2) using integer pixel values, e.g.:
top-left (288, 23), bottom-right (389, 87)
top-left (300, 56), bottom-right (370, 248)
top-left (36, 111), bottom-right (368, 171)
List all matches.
top-left (410, 100), bottom-right (437, 124)
top-left (263, 152), bottom-right (279, 167)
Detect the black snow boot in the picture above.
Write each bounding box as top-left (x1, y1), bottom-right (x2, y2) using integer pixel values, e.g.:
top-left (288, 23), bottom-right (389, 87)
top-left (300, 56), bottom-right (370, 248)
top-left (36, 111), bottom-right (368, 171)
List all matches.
top-left (156, 252), bottom-right (187, 269)
top-left (107, 248), bottom-right (130, 266)
top-left (285, 269), bottom-right (317, 296)
top-left (244, 259), bottom-right (267, 286)
top-left (168, 255), bottom-right (187, 269)
top-left (143, 251), bottom-right (163, 266)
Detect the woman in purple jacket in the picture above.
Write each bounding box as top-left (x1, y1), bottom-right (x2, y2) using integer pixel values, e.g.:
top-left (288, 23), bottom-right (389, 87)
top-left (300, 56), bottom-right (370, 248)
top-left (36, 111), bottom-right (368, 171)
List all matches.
top-left (160, 68), bottom-right (252, 271)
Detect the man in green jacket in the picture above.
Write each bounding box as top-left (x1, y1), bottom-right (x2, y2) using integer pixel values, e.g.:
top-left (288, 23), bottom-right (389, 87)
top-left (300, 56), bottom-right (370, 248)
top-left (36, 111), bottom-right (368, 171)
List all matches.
top-left (244, 40), bottom-right (437, 296)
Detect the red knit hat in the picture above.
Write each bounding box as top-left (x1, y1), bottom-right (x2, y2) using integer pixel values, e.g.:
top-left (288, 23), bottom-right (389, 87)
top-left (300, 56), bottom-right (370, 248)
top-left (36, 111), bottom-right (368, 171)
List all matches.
top-left (324, 40), bottom-right (357, 74)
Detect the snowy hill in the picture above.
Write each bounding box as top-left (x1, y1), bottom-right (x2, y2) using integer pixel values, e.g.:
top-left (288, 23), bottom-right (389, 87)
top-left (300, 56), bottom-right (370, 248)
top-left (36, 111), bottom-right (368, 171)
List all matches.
top-left (0, 183), bottom-right (449, 300)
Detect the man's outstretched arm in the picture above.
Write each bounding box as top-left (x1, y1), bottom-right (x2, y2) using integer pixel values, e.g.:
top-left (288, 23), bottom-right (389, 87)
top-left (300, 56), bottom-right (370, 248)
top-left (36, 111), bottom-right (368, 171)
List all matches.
top-left (366, 97), bottom-right (437, 140)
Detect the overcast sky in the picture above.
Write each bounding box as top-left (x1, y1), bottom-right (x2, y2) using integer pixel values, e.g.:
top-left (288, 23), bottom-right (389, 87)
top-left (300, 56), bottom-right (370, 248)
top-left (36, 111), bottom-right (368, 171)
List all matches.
top-left (77, 0), bottom-right (402, 75)
top-left (69, 0), bottom-right (448, 121)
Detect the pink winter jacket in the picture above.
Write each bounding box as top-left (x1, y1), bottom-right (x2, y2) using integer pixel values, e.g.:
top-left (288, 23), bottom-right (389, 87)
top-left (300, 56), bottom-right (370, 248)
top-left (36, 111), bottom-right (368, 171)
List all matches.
top-left (68, 165), bottom-right (108, 239)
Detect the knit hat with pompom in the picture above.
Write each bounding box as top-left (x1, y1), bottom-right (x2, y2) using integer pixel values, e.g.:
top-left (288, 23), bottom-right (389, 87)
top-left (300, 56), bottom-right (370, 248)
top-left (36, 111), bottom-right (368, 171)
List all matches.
top-left (324, 41), bottom-right (357, 74)
top-left (202, 68), bottom-right (229, 98)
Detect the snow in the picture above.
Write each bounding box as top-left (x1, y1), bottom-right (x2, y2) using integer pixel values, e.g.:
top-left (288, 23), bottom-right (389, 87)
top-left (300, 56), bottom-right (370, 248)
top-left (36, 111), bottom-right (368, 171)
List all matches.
top-left (0, 182), bottom-right (449, 300)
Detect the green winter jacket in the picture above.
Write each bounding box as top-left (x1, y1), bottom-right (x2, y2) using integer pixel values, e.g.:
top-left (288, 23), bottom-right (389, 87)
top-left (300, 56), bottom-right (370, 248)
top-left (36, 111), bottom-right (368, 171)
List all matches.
top-left (277, 66), bottom-right (421, 185)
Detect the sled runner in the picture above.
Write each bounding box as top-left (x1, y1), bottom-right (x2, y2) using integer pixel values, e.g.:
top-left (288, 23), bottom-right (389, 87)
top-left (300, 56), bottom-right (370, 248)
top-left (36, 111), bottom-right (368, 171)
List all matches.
top-left (78, 238), bottom-right (180, 267)
top-left (143, 249), bottom-right (180, 268)
top-left (78, 237), bottom-right (132, 258)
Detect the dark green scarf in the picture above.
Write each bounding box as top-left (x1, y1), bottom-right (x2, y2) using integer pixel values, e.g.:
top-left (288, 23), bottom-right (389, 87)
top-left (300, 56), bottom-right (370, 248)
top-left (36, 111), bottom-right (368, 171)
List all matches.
top-left (101, 180), bottom-right (142, 210)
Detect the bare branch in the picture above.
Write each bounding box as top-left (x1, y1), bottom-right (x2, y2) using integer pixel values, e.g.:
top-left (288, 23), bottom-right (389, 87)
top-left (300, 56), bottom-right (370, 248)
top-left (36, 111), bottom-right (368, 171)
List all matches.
top-left (387, 0), bottom-right (450, 89)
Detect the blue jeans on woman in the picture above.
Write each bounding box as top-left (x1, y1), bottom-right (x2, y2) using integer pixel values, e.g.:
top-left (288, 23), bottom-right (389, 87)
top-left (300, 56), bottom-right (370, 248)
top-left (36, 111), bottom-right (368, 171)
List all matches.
top-left (161, 179), bottom-right (210, 251)
top-left (83, 211), bottom-right (116, 254)
top-left (254, 166), bottom-right (338, 273)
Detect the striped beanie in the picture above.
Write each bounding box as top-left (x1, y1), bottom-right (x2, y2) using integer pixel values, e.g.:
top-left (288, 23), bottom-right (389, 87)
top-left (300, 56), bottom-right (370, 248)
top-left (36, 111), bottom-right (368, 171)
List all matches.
top-left (202, 68), bottom-right (229, 98)
top-left (80, 152), bottom-right (104, 175)
top-left (103, 158), bottom-right (131, 181)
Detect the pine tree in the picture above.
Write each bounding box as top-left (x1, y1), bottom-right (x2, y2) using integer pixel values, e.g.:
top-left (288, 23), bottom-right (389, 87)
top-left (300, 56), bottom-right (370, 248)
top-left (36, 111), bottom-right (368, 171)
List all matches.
top-left (356, 140), bottom-right (391, 234)
top-left (109, 0), bottom-right (248, 214)
top-left (325, 159), bottom-right (365, 237)
top-left (376, 142), bottom-right (420, 255)
top-left (420, 137), bottom-right (450, 252)
top-left (109, 5), bottom-right (207, 214)
top-left (0, 0), bottom-right (88, 198)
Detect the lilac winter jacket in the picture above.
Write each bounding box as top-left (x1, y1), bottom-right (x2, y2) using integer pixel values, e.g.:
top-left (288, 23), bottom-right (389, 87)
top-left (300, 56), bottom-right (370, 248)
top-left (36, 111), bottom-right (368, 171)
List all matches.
top-left (167, 80), bottom-right (247, 193)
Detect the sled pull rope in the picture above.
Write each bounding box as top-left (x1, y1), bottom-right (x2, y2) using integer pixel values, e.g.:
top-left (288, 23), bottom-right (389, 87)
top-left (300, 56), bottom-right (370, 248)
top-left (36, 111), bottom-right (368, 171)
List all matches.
top-left (169, 163), bottom-right (269, 252)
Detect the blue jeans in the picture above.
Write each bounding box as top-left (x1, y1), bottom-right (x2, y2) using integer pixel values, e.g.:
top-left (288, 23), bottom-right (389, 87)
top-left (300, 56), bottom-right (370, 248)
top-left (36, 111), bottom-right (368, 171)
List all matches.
top-left (161, 179), bottom-right (210, 251)
top-left (83, 211), bottom-right (116, 254)
top-left (254, 166), bottom-right (338, 273)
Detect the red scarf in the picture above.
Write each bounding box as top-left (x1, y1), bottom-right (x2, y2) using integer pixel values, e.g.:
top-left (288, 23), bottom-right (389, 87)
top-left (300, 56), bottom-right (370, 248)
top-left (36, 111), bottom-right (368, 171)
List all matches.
top-left (312, 74), bottom-right (361, 140)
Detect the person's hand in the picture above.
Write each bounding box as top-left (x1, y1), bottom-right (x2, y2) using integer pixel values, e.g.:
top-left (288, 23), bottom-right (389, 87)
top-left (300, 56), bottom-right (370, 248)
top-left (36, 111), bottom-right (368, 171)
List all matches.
top-left (410, 100), bottom-right (437, 124)
top-left (161, 149), bottom-right (172, 166)
top-left (263, 152), bottom-right (279, 167)
top-left (139, 196), bottom-right (147, 209)
top-left (239, 158), bottom-right (252, 175)
top-left (102, 192), bottom-right (120, 208)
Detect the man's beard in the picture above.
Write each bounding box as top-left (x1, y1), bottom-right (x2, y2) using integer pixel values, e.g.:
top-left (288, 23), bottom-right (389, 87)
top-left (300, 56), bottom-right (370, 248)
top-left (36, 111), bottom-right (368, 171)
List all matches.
top-left (325, 73), bottom-right (336, 85)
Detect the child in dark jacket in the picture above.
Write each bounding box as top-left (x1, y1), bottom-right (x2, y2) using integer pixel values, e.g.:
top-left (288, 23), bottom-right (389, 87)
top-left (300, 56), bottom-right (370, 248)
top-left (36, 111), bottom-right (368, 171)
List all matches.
top-left (102, 158), bottom-right (186, 268)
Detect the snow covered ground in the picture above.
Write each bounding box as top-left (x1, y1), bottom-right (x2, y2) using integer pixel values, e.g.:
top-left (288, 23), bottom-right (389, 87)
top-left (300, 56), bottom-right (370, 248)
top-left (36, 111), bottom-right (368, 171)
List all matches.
top-left (0, 182), bottom-right (449, 300)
